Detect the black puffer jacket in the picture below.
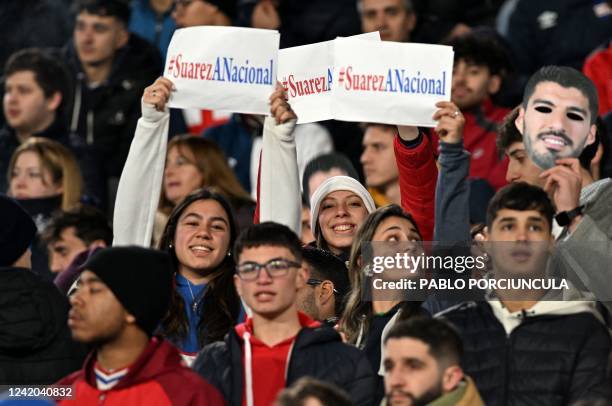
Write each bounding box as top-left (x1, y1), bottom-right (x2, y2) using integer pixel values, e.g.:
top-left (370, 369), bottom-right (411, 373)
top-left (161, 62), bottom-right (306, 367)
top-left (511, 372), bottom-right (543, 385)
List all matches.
top-left (0, 267), bottom-right (86, 384)
top-left (61, 33), bottom-right (162, 207)
top-left (439, 300), bottom-right (611, 406)
top-left (193, 321), bottom-right (376, 406)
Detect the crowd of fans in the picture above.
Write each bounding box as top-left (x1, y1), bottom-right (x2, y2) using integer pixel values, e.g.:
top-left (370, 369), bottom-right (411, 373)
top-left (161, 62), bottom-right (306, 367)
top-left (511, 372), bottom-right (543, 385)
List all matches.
top-left (1, 0), bottom-right (612, 405)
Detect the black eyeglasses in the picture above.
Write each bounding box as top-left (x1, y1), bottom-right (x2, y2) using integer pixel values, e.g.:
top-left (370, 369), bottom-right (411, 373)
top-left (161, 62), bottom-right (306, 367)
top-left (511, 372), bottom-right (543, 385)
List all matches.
top-left (236, 258), bottom-right (301, 281)
top-left (306, 278), bottom-right (339, 294)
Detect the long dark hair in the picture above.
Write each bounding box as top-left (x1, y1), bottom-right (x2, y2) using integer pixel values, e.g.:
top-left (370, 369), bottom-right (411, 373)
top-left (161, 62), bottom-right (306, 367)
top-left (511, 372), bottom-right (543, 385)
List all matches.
top-left (340, 204), bottom-right (423, 346)
top-left (158, 188), bottom-right (241, 347)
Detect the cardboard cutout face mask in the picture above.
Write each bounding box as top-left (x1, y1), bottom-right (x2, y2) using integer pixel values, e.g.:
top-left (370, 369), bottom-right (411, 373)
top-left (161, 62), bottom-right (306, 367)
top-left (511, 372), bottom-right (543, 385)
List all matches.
top-left (517, 81), bottom-right (596, 170)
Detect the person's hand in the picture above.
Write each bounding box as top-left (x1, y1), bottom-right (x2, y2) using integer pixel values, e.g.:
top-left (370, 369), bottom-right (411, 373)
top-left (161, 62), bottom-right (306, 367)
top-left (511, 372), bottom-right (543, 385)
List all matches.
top-left (433, 101), bottom-right (465, 144)
top-left (143, 77), bottom-right (174, 112)
top-left (252, 0), bottom-right (280, 30)
top-left (539, 158), bottom-right (582, 214)
top-left (269, 82), bottom-right (297, 124)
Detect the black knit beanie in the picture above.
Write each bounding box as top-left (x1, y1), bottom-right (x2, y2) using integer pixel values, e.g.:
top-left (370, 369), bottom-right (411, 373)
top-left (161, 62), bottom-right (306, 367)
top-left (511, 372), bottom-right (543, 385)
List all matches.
top-left (83, 246), bottom-right (173, 336)
top-left (0, 195), bottom-right (37, 267)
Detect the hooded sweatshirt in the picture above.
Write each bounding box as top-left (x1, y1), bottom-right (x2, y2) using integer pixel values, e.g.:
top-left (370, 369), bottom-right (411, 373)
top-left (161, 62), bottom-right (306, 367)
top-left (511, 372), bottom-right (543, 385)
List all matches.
top-left (194, 311), bottom-right (376, 406)
top-left (235, 312), bottom-right (319, 406)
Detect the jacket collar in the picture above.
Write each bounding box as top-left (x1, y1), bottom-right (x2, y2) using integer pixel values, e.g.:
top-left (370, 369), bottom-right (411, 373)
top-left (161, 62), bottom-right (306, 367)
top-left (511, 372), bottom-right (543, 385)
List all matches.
top-left (81, 337), bottom-right (181, 390)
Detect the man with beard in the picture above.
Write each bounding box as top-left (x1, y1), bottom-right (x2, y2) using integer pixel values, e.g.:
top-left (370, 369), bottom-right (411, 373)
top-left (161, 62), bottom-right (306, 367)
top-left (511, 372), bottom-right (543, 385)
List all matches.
top-left (295, 246), bottom-right (350, 326)
top-left (518, 66), bottom-right (598, 171)
top-left (438, 31), bottom-right (511, 192)
top-left (382, 318), bottom-right (483, 406)
top-left (514, 66), bottom-right (612, 309)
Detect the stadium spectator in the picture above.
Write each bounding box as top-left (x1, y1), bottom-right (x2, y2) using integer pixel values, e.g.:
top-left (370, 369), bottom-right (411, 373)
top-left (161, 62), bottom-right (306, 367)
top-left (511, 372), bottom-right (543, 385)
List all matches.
top-left (42, 205), bottom-right (111, 278)
top-left (275, 377), bottom-right (353, 406)
top-left (504, 0), bottom-right (612, 81)
top-left (0, 48), bottom-right (72, 194)
top-left (129, 0), bottom-right (176, 61)
top-left (156, 134), bottom-right (255, 243)
top-left (62, 0), bottom-right (162, 209)
top-left (7, 137), bottom-right (84, 280)
top-left (358, 0), bottom-right (417, 42)
top-left (0, 195), bottom-right (85, 384)
top-left (193, 222), bottom-right (376, 406)
top-left (382, 318), bottom-right (484, 406)
top-left (360, 124), bottom-right (401, 206)
top-left (340, 204), bottom-right (428, 402)
top-left (437, 31), bottom-right (512, 192)
top-left (302, 153), bottom-right (359, 201)
top-left (439, 183), bottom-right (611, 405)
top-left (55, 246), bottom-right (224, 405)
top-left (296, 246), bottom-right (351, 326)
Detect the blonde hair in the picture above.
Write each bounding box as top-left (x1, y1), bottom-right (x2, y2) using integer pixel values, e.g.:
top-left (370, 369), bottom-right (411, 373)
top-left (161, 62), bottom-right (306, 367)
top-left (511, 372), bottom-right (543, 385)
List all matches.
top-left (159, 135), bottom-right (252, 214)
top-left (8, 137), bottom-right (83, 210)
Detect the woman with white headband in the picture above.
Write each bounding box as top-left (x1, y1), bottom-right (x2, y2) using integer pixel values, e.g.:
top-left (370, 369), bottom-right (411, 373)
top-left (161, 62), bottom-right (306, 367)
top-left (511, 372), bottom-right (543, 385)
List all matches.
top-left (257, 93), bottom-right (464, 261)
top-left (309, 175), bottom-right (376, 259)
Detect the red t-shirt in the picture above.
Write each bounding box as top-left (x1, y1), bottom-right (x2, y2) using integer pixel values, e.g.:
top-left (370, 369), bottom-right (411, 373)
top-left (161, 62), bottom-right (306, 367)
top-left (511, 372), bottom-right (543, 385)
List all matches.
top-left (242, 333), bottom-right (296, 406)
top-left (237, 313), bottom-right (319, 406)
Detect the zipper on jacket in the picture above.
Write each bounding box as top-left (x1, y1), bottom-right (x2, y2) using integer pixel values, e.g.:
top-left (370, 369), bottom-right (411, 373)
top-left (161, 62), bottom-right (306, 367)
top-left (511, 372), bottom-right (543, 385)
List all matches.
top-left (87, 111), bottom-right (94, 145)
top-left (70, 75), bottom-right (83, 135)
top-left (502, 333), bottom-right (511, 405)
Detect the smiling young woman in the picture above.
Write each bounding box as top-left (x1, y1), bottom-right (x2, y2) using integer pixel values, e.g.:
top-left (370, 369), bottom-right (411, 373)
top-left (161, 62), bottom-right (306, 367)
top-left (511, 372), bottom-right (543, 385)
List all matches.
top-left (158, 188), bottom-right (242, 364)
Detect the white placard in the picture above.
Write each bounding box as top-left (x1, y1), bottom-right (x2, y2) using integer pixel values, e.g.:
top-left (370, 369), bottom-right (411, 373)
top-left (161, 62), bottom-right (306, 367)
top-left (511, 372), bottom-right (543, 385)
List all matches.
top-left (330, 38), bottom-right (454, 127)
top-left (278, 32), bottom-right (380, 124)
top-left (164, 26), bottom-right (280, 115)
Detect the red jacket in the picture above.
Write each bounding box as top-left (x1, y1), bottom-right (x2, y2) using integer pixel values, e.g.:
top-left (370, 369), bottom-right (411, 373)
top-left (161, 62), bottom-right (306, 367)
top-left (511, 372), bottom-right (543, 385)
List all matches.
top-left (394, 133), bottom-right (437, 242)
top-left (583, 40), bottom-right (612, 116)
top-left (56, 337), bottom-right (225, 406)
top-left (432, 99), bottom-right (509, 191)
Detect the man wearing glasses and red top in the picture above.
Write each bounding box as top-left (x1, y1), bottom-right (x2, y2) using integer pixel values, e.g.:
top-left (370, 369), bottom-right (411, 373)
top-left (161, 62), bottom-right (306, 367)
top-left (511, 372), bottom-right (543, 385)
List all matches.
top-left (193, 222), bottom-right (375, 406)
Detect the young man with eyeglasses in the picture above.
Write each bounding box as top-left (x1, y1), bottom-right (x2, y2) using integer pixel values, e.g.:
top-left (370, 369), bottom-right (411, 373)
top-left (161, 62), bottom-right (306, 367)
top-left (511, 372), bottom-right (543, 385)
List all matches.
top-left (193, 222), bottom-right (375, 406)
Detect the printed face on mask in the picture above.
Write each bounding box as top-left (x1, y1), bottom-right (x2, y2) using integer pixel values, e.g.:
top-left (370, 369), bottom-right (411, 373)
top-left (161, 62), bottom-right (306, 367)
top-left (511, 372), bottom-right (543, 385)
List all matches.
top-left (517, 82), bottom-right (596, 170)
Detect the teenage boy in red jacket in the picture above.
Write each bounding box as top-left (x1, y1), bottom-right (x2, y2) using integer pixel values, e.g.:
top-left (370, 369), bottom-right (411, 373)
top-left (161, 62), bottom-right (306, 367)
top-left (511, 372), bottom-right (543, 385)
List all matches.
top-left (193, 222), bottom-right (375, 406)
